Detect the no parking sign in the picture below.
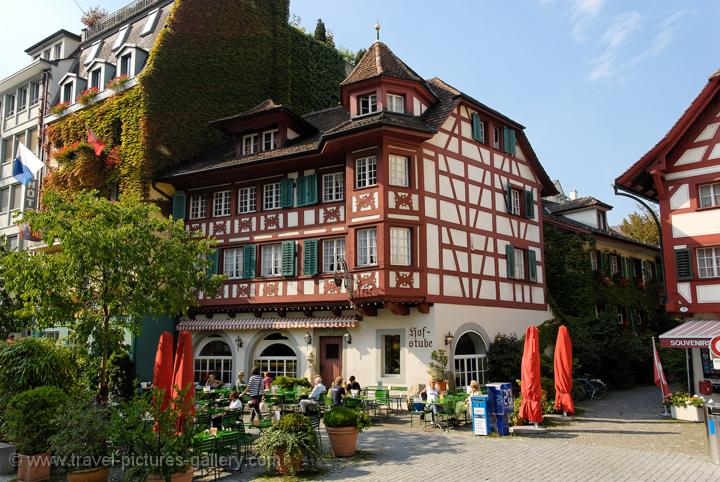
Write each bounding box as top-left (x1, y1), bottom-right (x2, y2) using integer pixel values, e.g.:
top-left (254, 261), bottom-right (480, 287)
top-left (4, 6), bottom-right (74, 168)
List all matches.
top-left (710, 336), bottom-right (720, 370)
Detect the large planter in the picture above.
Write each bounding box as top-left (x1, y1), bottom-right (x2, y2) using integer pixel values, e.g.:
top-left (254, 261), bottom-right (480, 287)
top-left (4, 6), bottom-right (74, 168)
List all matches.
top-left (275, 449), bottom-right (303, 475)
top-left (671, 404), bottom-right (704, 422)
top-left (326, 426), bottom-right (359, 457)
top-left (17, 453), bottom-right (50, 482)
top-left (67, 466), bottom-right (110, 482)
top-left (146, 468), bottom-right (194, 482)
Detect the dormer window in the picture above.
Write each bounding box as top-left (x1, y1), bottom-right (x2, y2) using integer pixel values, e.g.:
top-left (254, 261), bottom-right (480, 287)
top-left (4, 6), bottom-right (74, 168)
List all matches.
top-left (386, 94), bottom-right (405, 114)
top-left (119, 53), bottom-right (132, 77)
top-left (141, 8), bottom-right (160, 36)
top-left (62, 82), bottom-right (74, 104)
top-left (85, 41), bottom-right (102, 66)
top-left (359, 94), bottom-right (377, 115)
top-left (597, 211), bottom-right (608, 231)
top-left (112, 26), bottom-right (130, 51)
top-left (43, 49), bottom-right (50, 60)
top-left (262, 129), bottom-right (279, 151)
top-left (242, 134), bottom-right (259, 155)
top-left (90, 68), bottom-right (102, 90)
top-left (53, 43), bottom-right (61, 60)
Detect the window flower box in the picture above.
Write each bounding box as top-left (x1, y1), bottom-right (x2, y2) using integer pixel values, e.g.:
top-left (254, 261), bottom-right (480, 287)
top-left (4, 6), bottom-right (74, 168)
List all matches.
top-left (50, 102), bottom-right (70, 116)
top-left (77, 87), bottom-right (99, 106)
top-left (107, 75), bottom-right (130, 92)
top-left (670, 405), bottom-right (704, 422)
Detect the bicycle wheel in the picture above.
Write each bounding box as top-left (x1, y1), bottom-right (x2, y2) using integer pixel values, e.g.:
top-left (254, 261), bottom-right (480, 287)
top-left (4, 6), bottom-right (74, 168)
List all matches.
top-left (592, 381), bottom-right (607, 400)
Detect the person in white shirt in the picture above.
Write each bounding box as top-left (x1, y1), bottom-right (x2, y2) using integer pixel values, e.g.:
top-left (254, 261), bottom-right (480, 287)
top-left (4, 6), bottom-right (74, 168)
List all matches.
top-left (299, 376), bottom-right (326, 414)
top-left (228, 390), bottom-right (242, 410)
top-left (420, 380), bottom-right (440, 424)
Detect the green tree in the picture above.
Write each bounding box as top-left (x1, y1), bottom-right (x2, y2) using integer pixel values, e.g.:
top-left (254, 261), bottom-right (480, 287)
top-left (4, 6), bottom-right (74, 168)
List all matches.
top-left (2, 191), bottom-right (221, 400)
top-left (313, 18), bottom-right (327, 43)
top-left (354, 48), bottom-right (367, 66)
top-left (618, 205), bottom-right (660, 246)
top-left (0, 236), bottom-right (22, 338)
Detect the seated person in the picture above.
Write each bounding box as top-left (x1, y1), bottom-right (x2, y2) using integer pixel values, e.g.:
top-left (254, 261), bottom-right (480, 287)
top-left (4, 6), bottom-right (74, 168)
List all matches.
top-left (228, 390), bottom-right (243, 410)
top-left (345, 375), bottom-right (361, 396)
top-left (419, 380), bottom-right (439, 422)
top-left (263, 371), bottom-right (273, 391)
top-left (299, 376), bottom-right (326, 414)
top-left (330, 376), bottom-right (346, 406)
top-left (205, 374), bottom-right (224, 389)
top-left (464, 380), bottom-right (482, 414)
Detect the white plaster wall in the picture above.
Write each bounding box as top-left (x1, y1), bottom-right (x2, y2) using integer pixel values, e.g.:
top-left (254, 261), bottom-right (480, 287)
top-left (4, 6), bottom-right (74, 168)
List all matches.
top-left (669, 184), bottom-right (690, 210)
top-left (562, 208), bottom-right (599, 228)
top-left (672, 210), bottom-right (720, 238)
top-left (697, 284), bottom-right (720, 303)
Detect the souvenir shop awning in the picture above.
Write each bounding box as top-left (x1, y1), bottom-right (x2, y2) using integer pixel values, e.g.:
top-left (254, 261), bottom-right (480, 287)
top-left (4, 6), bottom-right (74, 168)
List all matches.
top-left (659, 320), bottom-right (720, 348)
top-left (177, 316), bottom-right (358, 331)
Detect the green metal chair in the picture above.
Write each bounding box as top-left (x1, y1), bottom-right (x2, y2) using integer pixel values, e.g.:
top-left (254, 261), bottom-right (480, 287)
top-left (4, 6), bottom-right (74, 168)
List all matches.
top-left (194, 413), bottom-right (213, 432)
top-left (195, 436), bottom-right (219, 480)
top-left (373, 389), bottom-right (392, 417)
top-left (217, 431), bottom-right (242, 472)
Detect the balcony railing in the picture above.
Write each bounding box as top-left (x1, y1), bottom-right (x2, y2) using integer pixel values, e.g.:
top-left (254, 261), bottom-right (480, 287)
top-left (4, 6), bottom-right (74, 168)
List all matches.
top-left (82, 0), bottom-right (164, 42)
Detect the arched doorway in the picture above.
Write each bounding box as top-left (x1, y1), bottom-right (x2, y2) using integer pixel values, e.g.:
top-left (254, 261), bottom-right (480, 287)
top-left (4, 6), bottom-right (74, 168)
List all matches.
top-left (252, 333), bottom-right (298, 378)
top-left (453, 331), bottom-right (488, 388)
top-left (195, 335), bottom-right (233, 384)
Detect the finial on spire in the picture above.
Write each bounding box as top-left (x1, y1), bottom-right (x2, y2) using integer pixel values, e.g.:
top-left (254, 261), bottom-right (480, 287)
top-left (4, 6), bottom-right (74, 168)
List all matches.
top-left (375, 21), bottom-right (381, 41)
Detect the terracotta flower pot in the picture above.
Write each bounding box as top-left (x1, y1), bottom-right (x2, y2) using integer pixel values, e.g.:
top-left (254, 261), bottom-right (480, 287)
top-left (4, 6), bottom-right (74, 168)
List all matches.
top-left (275, 449), bottom-right (304, 475)
top-left (326, 426), bottom-right (359, 457)
top-left (17, 453), bottom-right (50, 482)
top-left (146, 468), bottom-right (194, 482)
top-left (67, 466), bottom-right (109, 482)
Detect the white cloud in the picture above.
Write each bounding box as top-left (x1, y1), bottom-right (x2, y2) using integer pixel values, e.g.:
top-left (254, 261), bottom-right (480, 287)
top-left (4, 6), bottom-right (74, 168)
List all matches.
top-left (570, 0), bottom-right (605, 41)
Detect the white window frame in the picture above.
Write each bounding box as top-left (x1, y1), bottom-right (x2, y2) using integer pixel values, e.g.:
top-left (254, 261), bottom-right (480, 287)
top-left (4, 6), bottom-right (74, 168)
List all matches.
top-left (359, 93), bottom-right (377, 115)
top-left (53, 43), bottom-right (61, 60)
top-left (262, 129), bottom-right (279, 151)
top-left (322, 238), bottom-right (345, 273)
top-left (189, 195), bottom-right (207, 220)
top-left (194, 338), bottom-right (233, 384)
top-left (89, 67), bottom-right (102, 90)
top-left (357, 228), bottom-right (378, 267)
top-left (17, 87), bottom-right (27, 112)
top-left (253, 355), bottom-right (298, 378)
top-left (237, 186), bottom-right (256, 213)
top-left (141, 8), bottom-right (160, 36)
top-left (30, 81), bottom-right (41, 106)
top-left (510, 188), bottom-right (521, 216)
top-left (61, 82), bottom-right (74, 104)
top-left (475, 119), bottom-right (486, 143)
top-left (386, 93), bottom-right (405, 113)
top-left (382, 334), bottom-right (401, 377)
top-left (213, 190), bottom-right (231, 217)
top-left (590, 251), bottom-right (598, 271)
top-left (322, 172), bottom-right (344, 202)
top-left (43, 48), bottom-right (51, 60)
top-left (493, 127), bottom-right (501, 149)
top-left (223, 247), bottom-right (244, 279)
top-left (5, 94), bottom-right (15, 117)
top-left (388, 154), bottom-right (410, 187)
top-left (119, 52), bottom-right (133, 77)
top-left (699, 183), bottom-right (720, 209)
top-left (697, 247), bottom-right (720, 279)
top-left (261, 243), bottom-right (282, 276)
top-left (263, 182), bottom-right (281, 210)
top-left (390, 227), bottom-right (411, 266)
top-left (242, 134), bottom-right (259, 155)
top-left (454, 354), bottom-right (488, 387)
top-left (610, 255), bottom-right (619, 275)
top-left (355, 156), bottom-right (377, 188)
top-left (514, 248), bottom-right (525, 280)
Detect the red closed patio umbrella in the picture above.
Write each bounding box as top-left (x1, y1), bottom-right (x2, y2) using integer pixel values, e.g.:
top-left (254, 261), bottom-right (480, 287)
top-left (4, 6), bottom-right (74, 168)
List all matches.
top-left (553, 325), bottom-right (575, 415)
top-left (519, 325), bottom-right (543, 425)
top-left (172, 331), bottom-right (195, 428)
top-left (152, 331), bottom-right (174, 410)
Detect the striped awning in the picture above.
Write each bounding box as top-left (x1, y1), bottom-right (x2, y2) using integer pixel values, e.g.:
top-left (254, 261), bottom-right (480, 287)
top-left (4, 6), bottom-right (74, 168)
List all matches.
top-left (177, 316), bottom-right (358, 331)
top-left (659, 320), bottom-right (720, 348)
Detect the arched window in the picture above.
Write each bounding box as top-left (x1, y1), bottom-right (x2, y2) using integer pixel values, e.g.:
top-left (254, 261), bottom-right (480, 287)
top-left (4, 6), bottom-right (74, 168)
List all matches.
top-left (453, 331), bottom-right (488, 388)
top-left (195, 337), bottom-right (232, 384)
top-left (253, 337), bottom-right (297, 378)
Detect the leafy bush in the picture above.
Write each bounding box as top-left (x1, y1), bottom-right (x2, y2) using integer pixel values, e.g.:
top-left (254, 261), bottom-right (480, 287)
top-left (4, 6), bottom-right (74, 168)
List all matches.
top-left (324, 406), bottom-right (371, 432)
top-left (108, 349), bottom-right (136, 402)
top-left (273, 376), bottom-right (311, 390)
top-left (49, 395), bottom-right (110, 470)
top-left (663, 392), bottom-right (704, 408)
top-left (256, 413), bottom-right (318, 475)
top-left (4, 386), bottom-right (69, 454)
top-left (487, 334), bottom-right (524, 392)
top-left (428, 349), bottom-right (449, 381)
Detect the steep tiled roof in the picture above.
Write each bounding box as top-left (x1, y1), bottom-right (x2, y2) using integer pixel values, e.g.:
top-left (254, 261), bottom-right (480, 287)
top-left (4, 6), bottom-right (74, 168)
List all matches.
top-left (341, 41), bottom-right (425, 86)
top-left (324, 111), bottom-right (435, 137)
top-left (210, 99), bottom-right (282, 124)
top-left (545, 196), bottom-right (613, 214)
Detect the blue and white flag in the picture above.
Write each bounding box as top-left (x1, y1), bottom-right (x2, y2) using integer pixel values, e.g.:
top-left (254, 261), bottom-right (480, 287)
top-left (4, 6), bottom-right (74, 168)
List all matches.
top-left (12, 142), bottom-right (44, 186)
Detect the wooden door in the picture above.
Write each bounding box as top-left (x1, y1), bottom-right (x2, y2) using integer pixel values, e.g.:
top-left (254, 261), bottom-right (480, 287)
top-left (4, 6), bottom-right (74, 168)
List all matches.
top-left (319, 336), bottom-right (343, 386)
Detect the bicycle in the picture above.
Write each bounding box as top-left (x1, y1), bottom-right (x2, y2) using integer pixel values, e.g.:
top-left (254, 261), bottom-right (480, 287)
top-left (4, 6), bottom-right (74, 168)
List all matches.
top-left (574, 375), bottom-right (607, 401)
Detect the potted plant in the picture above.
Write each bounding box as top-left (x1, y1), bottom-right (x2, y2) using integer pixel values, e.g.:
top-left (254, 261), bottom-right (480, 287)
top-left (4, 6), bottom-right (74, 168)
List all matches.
top-left (106, 75), bottom-right (131, 91)
top-left (3, 386), bottom-right (68, 482)
top-left (663, 392), bottom-right (705, 422)
top-left (48, 396), bottom-right (111, 482)
top-left (428, 349), bottom-right (450, 392)
top-left (110, 388), bottom-right (196, 481)
top-left (77, 87), bottom-right (99, 106)
top-left (324, 406), bottom-right (371, 457)
top-left (49, 101), bottom-right (70, 116)
top-left (256, 413), bottom-right (318, 475)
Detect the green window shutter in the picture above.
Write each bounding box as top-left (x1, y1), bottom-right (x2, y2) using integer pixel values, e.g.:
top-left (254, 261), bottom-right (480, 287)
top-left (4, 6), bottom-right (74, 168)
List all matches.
top-left (504, 127), bottom-right (517, 155)
top-left (620, 257), bottom-right (626, 277)
top-left (242, 245), bottom-right (256, 278)
top-left (510, 129), bottom-right (517, 156)
top-left (524, 190), bottom-right (535, 219)
top-left (471, 113), bottom-right (482, 142)
top-left (281, 241), bottom-right (296, 276)
top-left (505, 184), bottom-right (513, 214)
top-left (596, 250), bottom-right (603, 271)
top-left (303, 239), bottom-right (318, 276)
top-left (297, 177), bottom-right (307, 207)
top-left (675, 249), bottom-right (692, 280)
top-left (305, 173), bottom-right (318, 205)
top-left (528, 249), bottom-right (537, 282)
top-left (280, 178), bottom-right (294, 208)
top-left (505, 244), bottom-right (515, 279)
top-left (172, 192), bottom-right (186, 220)
top-left (207, 249), bottom-right (219, 277)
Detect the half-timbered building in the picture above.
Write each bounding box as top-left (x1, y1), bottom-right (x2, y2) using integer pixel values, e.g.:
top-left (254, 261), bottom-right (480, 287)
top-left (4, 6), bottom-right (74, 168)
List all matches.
top-left (158, 42), bottom-right (557, 388)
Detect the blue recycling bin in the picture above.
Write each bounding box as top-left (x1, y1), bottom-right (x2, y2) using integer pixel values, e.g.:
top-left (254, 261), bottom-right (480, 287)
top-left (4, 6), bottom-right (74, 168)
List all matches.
top-left (470, 396), bottom-right (491, 435)
top-left (486, 382), bottom-right (514, 436)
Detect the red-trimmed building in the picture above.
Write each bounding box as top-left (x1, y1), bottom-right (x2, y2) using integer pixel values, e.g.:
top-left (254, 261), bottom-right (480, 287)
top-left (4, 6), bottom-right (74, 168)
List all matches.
top-left (616, 69), bottom-right (720, 391)
top-left (158, 42), bottom-right (557, 388)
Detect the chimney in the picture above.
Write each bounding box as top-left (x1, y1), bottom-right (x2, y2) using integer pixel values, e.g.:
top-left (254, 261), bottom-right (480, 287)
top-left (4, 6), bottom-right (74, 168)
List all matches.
top-left (569, 189), bottom-right (578, 201)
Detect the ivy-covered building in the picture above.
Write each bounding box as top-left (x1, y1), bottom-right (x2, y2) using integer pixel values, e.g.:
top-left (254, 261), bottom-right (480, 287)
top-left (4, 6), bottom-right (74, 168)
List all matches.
top-left (543, 181), bottom-right (663, 331)
top-left (39, 0), bottom-right (348, 380)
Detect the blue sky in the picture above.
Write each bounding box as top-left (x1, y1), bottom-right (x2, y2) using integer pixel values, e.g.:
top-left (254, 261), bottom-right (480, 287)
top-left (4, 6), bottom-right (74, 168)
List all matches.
top-left (2, 0), bottom-right (718, 223)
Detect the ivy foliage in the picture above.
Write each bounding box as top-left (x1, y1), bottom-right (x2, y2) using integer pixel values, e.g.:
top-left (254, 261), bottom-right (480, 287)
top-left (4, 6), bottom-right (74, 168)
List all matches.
top-left (47, 0), bottom-right (347, 195)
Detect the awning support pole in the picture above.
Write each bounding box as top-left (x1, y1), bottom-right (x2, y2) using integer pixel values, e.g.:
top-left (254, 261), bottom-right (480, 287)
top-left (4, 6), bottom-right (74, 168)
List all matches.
top-left (686, 348), bottom-right (692, 393)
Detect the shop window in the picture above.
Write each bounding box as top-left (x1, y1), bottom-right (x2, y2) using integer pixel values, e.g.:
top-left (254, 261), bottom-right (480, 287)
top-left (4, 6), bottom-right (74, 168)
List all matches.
top-left (194, 338), bottom-right (232, 384)
top-left (382, 334), bottom-right (401, 376)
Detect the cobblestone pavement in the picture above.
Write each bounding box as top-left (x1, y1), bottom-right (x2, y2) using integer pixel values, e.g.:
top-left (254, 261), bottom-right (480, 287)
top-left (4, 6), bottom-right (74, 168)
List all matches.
top-left (2, 385), bottom-right (717, 481)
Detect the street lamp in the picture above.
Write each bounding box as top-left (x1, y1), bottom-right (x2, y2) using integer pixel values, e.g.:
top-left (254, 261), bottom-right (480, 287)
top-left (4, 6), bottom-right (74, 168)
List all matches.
top-left (332, 258), bottom-right (355, 299)
top-left (234, 335), bottom-right (243, 349)
top-left (444, 332), bottom-right (454, 347)
top-left (304, 331), bottom-right (312, 346)
top-left (343, 330), bottom-right (352, 345)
